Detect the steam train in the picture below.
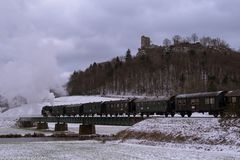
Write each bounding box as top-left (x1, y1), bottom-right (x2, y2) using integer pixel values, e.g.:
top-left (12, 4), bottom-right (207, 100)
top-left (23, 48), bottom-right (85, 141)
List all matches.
top-left (42, 90), bottom-right (240, 118)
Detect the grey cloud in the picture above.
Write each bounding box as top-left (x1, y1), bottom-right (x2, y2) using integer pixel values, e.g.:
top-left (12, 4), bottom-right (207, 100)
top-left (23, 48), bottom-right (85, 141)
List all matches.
top-left (1, 0), bottom-right (240, 71)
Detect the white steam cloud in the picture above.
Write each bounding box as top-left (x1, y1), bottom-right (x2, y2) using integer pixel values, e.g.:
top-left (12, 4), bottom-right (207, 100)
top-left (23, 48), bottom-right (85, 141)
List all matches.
top-left (0, 34), bottom-right (66, 105)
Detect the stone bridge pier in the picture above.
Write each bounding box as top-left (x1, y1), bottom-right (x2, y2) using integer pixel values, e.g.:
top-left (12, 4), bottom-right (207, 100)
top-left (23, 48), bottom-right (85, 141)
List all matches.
top-left (79, 124), bottom-right (96, 135)
top-left (37, 122), bottom-right (49, 129)
top-left (55, 123), bottom-right (68, 131)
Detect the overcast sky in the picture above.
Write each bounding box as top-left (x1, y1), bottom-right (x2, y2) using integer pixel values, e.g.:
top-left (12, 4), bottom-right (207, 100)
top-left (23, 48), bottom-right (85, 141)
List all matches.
top-left (1, 0), bottom-right (240, 73)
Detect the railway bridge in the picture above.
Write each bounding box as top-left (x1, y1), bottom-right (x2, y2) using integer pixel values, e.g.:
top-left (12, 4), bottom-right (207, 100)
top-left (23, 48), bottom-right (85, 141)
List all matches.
top-left (18, 117), bottom-right (144, 135)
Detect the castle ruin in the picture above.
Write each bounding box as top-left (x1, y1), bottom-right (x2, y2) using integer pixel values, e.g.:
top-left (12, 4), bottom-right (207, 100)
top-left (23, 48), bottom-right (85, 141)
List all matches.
top-left (141, 35), bottom-right (151, 49)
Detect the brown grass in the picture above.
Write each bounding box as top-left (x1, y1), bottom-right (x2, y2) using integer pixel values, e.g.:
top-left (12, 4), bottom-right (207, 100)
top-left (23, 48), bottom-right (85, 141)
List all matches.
top-left (116, 130), bottom-right (189, 143)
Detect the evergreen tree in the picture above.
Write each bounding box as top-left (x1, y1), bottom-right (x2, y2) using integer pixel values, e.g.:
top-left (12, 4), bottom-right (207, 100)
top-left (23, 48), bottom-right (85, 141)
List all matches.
top-left (125, 49), bottom-right (132, 62)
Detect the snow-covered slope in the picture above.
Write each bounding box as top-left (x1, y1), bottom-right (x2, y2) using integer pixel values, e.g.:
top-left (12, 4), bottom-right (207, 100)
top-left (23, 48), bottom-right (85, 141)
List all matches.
top-left (118, 117), bottom-right (240, 148)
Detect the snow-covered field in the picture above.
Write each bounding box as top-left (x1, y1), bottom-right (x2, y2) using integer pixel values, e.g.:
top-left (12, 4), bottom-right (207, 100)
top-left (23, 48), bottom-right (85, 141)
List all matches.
top-left (0, 140), bottom-right (239, 160)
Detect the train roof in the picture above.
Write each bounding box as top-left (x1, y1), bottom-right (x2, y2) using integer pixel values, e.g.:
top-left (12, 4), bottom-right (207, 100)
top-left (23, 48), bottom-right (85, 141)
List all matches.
top-left (175, 91), bottom-right (224, 99)
top-left (104, 100), bottom-right (129, 104)
top-left (83, 101), bottom-right (102, 105)
top-left (65, 104), bottom-right (82, 107)
top-left (134, 96), bottom-right (169, 102)
top-left (225, 90), bottom-right (240, 97)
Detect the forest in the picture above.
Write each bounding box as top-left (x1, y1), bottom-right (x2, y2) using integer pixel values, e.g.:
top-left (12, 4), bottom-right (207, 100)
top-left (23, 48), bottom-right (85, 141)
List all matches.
top-left (67, 34), bottom-right (240, 96)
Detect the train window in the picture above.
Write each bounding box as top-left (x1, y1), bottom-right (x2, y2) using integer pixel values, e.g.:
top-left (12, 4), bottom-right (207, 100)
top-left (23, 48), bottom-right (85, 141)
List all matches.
top-left (178, 100), bottom-right (181, 105)
top-left (205, 98), bottom-right (210, 105)
top-left (210, 98), bottom-right (215, 104)
top-left (228, 97), bottom-right (232, 103)
top-left (182, 100), bottom-right (186, 105)
top-left (178, 99), bottom-right (186, 105)
top-left (191, 99), bottom-right (199, 105)
top-left (232, 97), bottom-right (237, 103)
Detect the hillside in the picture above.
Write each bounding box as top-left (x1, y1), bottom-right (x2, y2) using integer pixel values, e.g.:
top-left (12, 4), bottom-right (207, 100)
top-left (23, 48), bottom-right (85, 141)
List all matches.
top-left (67, 37), bottom-right (240, 96)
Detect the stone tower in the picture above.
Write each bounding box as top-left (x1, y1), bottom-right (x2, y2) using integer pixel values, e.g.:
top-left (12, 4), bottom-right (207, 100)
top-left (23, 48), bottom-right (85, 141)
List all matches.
top-left (141, 35), bottom-right (151, 49)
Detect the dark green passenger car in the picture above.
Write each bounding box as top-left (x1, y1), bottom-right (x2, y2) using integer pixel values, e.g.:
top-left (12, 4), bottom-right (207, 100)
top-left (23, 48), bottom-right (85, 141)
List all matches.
top-left (103, 100), bottom-right (130, 116)
top-left (175, 91), bottom-right (226, 117)
top-left (225, 90), bottom-right (240, 116)
top-left (134, 97), bottom-right (171, 117)
top-left (82, 102), bottom-right (102, 116)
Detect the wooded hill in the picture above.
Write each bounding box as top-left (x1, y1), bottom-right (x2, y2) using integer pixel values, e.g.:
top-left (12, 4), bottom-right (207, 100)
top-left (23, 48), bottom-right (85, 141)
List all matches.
top-left (67, 36), bottom-right (240, 96)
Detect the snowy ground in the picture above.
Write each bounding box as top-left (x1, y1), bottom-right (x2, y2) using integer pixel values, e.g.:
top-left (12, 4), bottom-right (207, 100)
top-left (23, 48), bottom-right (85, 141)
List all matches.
top-left (126, 117), bottom-right (240, 146)
top-left (0, 140), bottom-right (239, 160)
top-left (117, 116), bottom-right (240, 157)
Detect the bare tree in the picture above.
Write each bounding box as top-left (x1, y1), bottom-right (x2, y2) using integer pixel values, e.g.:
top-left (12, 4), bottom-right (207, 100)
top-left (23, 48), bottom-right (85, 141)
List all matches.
top-left (184, 37), bottom-right (192, 43)
top-left (200, 36), bottom-right (212, 47)
top-left (163, 38), bottom-right (172, 47)
top-left (209, 38), bottom-right (229, 49)
top-left (172, 35), bottom-right (182, 45)
top-left (191, 33), bottom-right (199, 43)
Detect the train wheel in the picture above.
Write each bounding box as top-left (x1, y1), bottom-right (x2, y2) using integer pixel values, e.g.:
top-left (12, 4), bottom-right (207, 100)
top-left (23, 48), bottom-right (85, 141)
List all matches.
top-left (165, 113), bottom-right (168, 117)
top-left (141, 113), bottom-right (144, 117)
top-left (180, 113), bottom-right (185, 117)
top-left (213, 113), bottom-right (218, 118)
top-left (187, 112), bottom-right (192, 117)
top-left (220, 112), bottom-right (225, 118)
top-left (171, 113), bottom-right (175, 117)
top-left (237, 112), bottom-right (240, 117)
top-left (147, 114), bottom-right (149, 118)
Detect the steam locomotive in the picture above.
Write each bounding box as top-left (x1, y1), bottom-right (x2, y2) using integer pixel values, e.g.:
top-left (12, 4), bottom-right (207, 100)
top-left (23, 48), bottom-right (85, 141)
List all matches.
top-left (42, 90), bottom-right (240, 118)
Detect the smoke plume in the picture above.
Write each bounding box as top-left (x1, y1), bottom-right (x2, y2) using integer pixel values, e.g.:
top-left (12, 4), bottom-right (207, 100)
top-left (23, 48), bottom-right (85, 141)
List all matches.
top-left (0, 34), bottom-right (66, 107)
